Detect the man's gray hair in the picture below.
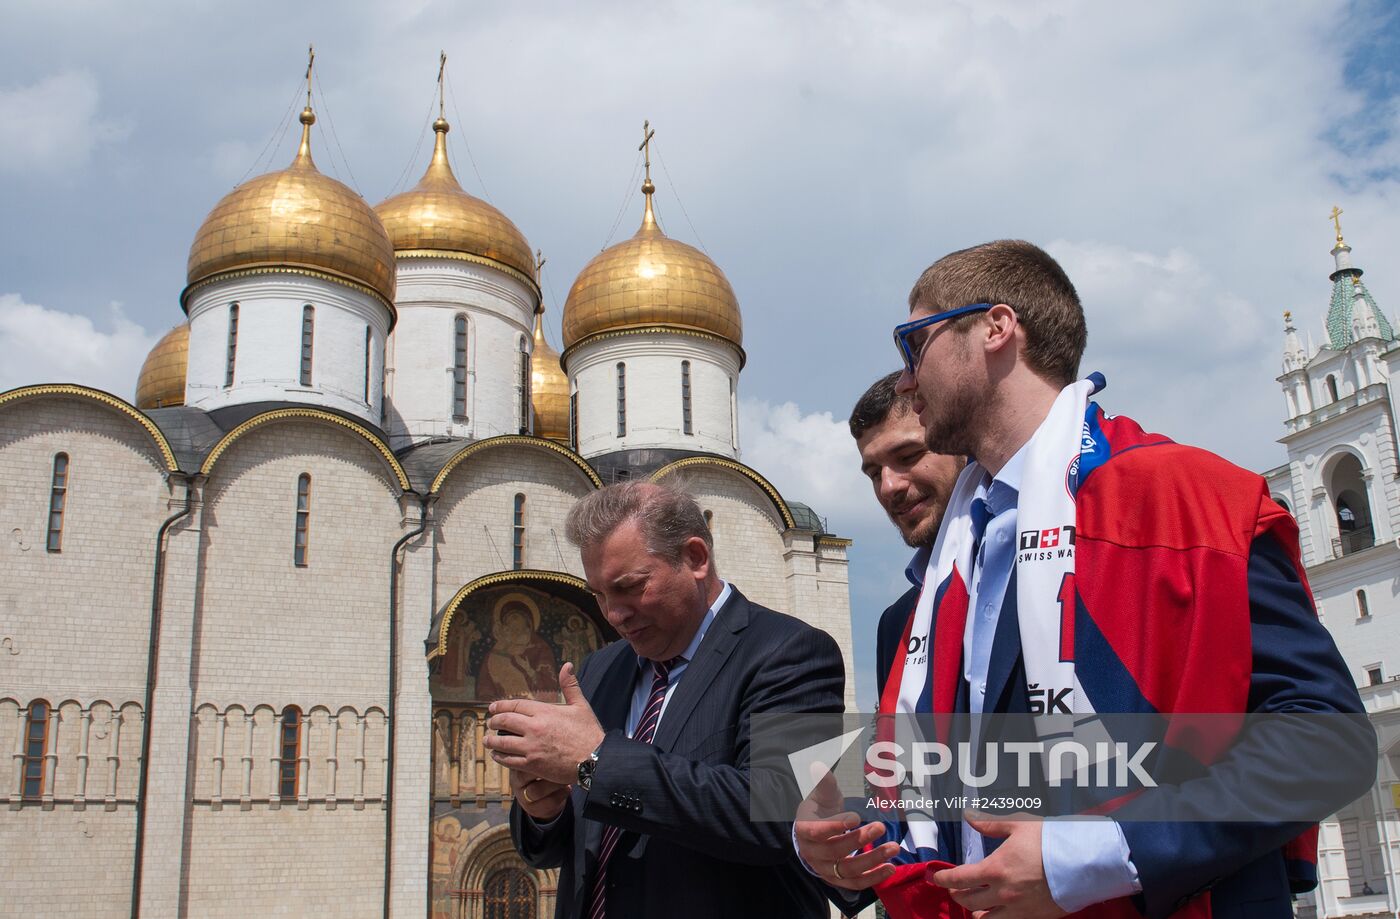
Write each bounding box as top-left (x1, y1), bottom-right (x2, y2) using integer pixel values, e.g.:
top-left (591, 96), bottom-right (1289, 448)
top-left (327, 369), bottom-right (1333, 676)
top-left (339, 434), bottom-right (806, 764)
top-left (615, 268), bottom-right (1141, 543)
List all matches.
top-left (565, 481), bottom-right (713, 565)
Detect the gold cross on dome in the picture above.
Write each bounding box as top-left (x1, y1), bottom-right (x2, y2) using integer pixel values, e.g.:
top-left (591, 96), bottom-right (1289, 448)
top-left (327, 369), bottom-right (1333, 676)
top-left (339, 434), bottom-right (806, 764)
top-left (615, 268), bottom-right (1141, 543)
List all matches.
top-left (437, 51), bottom-right (447, 118)
top-left (639, 120), bottom-right (655, 184)
top-left (305, 44), bottom-right (315, 108)
top-left (1330, 205), bottom-right (1344, 243)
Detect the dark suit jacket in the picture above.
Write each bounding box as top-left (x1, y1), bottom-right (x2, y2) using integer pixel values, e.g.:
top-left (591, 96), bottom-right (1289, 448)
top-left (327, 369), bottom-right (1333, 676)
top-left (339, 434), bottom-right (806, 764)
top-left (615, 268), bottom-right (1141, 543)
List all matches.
top-left (875, 584), bottom-right (920, 701)
top-left (510, 587), bottom-right (844, 919)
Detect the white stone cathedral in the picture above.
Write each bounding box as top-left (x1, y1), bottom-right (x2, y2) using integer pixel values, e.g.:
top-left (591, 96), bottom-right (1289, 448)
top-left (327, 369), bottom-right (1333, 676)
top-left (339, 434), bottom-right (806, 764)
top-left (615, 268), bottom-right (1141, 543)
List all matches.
top-left (1265, 216), bottom-right (1400, 918)
top-left (0, 90), bottom-right (855, 918)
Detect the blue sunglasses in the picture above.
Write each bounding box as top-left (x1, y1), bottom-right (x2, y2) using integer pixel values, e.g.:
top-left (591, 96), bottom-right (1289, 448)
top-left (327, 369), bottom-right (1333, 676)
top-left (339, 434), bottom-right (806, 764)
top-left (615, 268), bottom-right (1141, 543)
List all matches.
top-left (892, 302), bottom-right (993, 373)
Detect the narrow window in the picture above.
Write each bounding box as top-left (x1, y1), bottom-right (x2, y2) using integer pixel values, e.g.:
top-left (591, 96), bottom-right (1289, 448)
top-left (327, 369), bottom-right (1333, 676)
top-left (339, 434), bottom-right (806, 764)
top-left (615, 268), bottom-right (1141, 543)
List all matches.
top-left (1326, 375), bottom-right (1340, 402)
top-left (47, 453), bottom-right (68, 553)
top-left (1358, 590), bottom-right (1371, 619)
top-left (681, 361), bottom-right (693, 435)
top-left (729, 377), bottom-right (738, 448)
top-left (299, 305), bottom-right (315, 386)
top-left (21, 701), bottom-right (49, 800)
top-left (1367, 666), bottom-right (1384, 687)
top-left (519, 337), bottom-right (532, 434)
top-left (512, 493), bottom-right (526, 570)
top-left (225, 303), bottom-right (239, 387)
top-left (453, 315), bottom-right (468, 419)
top-left (279, 706), bottom-right (301, 798)
top-left (294, 474), bottom-right (311, 567)
top-left (616, 362), bottom-right (627, 437)
top-left (363, 326), bottom-right (372, 404)
top-left (569, 391), bottom-right (579, 450)
top-left (703, 509), bottom-right (713, 529)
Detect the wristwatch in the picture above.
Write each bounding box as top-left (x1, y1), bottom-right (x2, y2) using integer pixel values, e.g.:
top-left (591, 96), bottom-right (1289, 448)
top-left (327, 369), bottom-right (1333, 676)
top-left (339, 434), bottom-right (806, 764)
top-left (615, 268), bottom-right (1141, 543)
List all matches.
top-left (577, 743), bottom-right (602, 791)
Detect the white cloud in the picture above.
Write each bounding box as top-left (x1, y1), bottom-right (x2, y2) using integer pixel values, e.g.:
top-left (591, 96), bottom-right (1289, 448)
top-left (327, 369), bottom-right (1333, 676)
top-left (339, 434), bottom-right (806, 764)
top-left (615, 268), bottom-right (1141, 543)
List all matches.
top-left (0, 71), bottom-right (130, 174)
top-left (1054, 239), bottom-right (1269, 363)
top-left (0, 294), bottom-right (157, 399)
top-left (738, 397), bottom-right (875, 536)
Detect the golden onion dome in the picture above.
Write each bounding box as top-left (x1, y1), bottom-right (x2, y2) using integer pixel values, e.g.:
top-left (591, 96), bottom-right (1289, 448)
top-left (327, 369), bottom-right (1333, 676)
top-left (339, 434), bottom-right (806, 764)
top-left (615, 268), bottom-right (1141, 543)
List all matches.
top-left (375, 117), bottom-right (538, 287)
top-left (135, 323), bottom-right (189, 409)
top-left (531, 309), bottom-right (571, 443)
top-left (184, 107), bottom-right (397, 312)
top-left (561, 181), bottom-right (742, 351)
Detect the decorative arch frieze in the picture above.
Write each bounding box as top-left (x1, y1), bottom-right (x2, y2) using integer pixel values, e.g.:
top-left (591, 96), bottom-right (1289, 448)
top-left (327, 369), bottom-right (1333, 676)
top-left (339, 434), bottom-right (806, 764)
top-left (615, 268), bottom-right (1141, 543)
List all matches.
top-left (429, 435), bottom-right (602, 494)
top-left (649, 455), bottom-right (796, 529)
top-left (0, 384), bottom-right (179, 472)
top-left (199, 407), bottom-right (411, 491)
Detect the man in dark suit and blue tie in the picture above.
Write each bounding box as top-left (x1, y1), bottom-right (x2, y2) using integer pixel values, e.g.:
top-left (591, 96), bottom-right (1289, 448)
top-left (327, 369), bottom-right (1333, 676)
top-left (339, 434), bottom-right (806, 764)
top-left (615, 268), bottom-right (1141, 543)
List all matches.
top-left (485, 481), bottom-right (845, 919)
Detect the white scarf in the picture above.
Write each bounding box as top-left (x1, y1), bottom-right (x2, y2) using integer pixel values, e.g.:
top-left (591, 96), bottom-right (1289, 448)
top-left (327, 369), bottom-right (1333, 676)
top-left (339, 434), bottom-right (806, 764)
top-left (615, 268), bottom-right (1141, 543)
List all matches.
top-left (897, 376), bottom-right (1098, 719)
top-left (888, 377), bottom-right (1099, 856)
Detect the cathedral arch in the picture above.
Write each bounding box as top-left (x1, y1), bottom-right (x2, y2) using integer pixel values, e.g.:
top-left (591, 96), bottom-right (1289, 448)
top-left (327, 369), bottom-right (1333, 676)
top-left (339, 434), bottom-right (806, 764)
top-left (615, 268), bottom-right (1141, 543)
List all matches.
top-left (650, 455), bottom-right (797, 529)
top-left (429, 435), bottom-right (602, 494)
top-left (427, 570), bottom-right (603, 664)
top-left (447, 822), bottom-right (556, 919)
top-left (0, 384), bottom-right (179, 472)
top-left (200, 408), bottom-right (410, 491)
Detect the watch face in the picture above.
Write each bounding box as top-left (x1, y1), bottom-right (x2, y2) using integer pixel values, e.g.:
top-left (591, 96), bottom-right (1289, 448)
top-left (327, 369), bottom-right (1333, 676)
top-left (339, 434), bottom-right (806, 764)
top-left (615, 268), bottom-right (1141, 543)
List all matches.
top-left (577, 759), bottom-right (594, 789)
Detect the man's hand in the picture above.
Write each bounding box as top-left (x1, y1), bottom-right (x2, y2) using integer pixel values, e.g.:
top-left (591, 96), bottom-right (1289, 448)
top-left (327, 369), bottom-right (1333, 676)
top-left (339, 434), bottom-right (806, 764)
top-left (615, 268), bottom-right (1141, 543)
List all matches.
top-left (483, 663), bottom-right (605, 786)
top-left (793, 764), bottom-right (899, 891)
top-left (510, 769), bottom-right (571, 822)
top-left (929, 812), bottom-right (1066, 919)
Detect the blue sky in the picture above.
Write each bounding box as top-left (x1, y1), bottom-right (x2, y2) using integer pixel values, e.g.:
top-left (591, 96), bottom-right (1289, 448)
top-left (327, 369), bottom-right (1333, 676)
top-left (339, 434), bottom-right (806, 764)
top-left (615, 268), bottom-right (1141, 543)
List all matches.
top-left (4, 0), bottom-right (1399, 707)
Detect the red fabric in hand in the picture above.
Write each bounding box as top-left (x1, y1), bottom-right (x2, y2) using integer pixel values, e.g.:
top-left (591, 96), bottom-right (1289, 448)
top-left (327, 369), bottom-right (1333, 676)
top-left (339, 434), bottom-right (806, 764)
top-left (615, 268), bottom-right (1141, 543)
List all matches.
top-left (874, 862), bottom-right (971, 919)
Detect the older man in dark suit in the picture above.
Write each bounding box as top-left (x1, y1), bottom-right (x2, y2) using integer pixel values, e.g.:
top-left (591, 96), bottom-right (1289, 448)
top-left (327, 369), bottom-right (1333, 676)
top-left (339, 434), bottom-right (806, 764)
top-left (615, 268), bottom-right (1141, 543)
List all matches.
top-left (485, 481), bottom-right (844, 919)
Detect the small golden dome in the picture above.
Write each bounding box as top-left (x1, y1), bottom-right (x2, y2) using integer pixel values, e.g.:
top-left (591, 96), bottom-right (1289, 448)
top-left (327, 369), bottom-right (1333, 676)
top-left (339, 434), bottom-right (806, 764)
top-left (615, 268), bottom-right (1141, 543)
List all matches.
top-left (375, 118), bottom-right (537, 285)
top-left (531, 309), bottom-right (570, 443)
top-left (562, 186), bottom-right (742, 350)
top-left (135, 324), bottom-right (189, 409)
top-left (184, 107), bottom-right (397, 311)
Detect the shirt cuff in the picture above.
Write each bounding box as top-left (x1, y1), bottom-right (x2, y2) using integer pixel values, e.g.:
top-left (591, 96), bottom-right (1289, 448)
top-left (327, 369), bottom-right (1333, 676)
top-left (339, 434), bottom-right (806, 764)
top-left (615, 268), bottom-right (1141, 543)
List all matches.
top-left (791, 823), bottom-right (862, 905)
top-left (529, 809), bottom-right (565, 831)
top-left (792, 822), bottom-right (822, 877)
top-left (1041, 818), bottom-right (1142, 912)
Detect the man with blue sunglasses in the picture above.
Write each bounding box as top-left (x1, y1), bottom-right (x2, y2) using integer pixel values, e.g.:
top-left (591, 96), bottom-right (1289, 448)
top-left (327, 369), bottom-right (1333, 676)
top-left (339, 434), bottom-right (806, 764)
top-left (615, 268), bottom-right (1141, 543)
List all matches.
top-left (797, 240), bottom-right (1371, 918)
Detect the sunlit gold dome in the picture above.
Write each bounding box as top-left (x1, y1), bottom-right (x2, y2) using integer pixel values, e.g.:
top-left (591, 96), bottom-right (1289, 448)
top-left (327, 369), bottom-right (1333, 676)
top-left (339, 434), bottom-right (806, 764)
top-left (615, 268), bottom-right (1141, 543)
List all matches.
top-left (531, 309), bottom-right (570, 443)
top-left (184, 107), bottom-right (397, 312)
top-left (561, 182), bottom-right (742, 351)
top-left (135, 324), bottom-right (189, 409)
top-left (375, 117), bottom-right (537, 287)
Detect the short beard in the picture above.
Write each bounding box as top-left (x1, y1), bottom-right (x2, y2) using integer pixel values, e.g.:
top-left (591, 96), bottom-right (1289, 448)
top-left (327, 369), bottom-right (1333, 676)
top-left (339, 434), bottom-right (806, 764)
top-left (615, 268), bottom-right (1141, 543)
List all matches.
top-left (898, 512), bottom-right (941, 550)
top-left (921, 381), bottom-right (981, 458)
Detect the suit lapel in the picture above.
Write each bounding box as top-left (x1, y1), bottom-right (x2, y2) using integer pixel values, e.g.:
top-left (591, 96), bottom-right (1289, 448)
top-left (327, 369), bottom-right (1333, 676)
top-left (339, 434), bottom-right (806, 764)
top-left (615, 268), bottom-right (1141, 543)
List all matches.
top-left (581, 645), bottom-right (640, 865)
top-left (652, 589), bottom-right (750, 750)
top-left (590, 645), bottom-right (639, 734)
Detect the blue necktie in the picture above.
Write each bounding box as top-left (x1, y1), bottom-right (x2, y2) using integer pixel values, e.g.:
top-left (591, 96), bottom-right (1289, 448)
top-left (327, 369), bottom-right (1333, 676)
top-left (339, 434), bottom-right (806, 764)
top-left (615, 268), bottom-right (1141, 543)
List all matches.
top-left (970, 495), bottom-right (993, 555)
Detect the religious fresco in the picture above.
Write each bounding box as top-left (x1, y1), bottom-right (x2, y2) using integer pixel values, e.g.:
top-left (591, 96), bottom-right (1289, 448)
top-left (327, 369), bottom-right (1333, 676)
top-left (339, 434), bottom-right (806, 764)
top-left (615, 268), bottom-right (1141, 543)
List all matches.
top-left (428, 583), bottom-right (593, 917)
top-left (431, 585), bottom-right (603, 704)
top-left (430, 806), bottom-right (556, 919)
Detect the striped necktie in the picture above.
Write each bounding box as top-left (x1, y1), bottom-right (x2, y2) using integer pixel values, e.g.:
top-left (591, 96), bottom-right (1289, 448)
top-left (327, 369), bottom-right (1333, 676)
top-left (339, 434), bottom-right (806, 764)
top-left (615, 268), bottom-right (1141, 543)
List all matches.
top-left (587, 654), bottom-right (684, 919)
